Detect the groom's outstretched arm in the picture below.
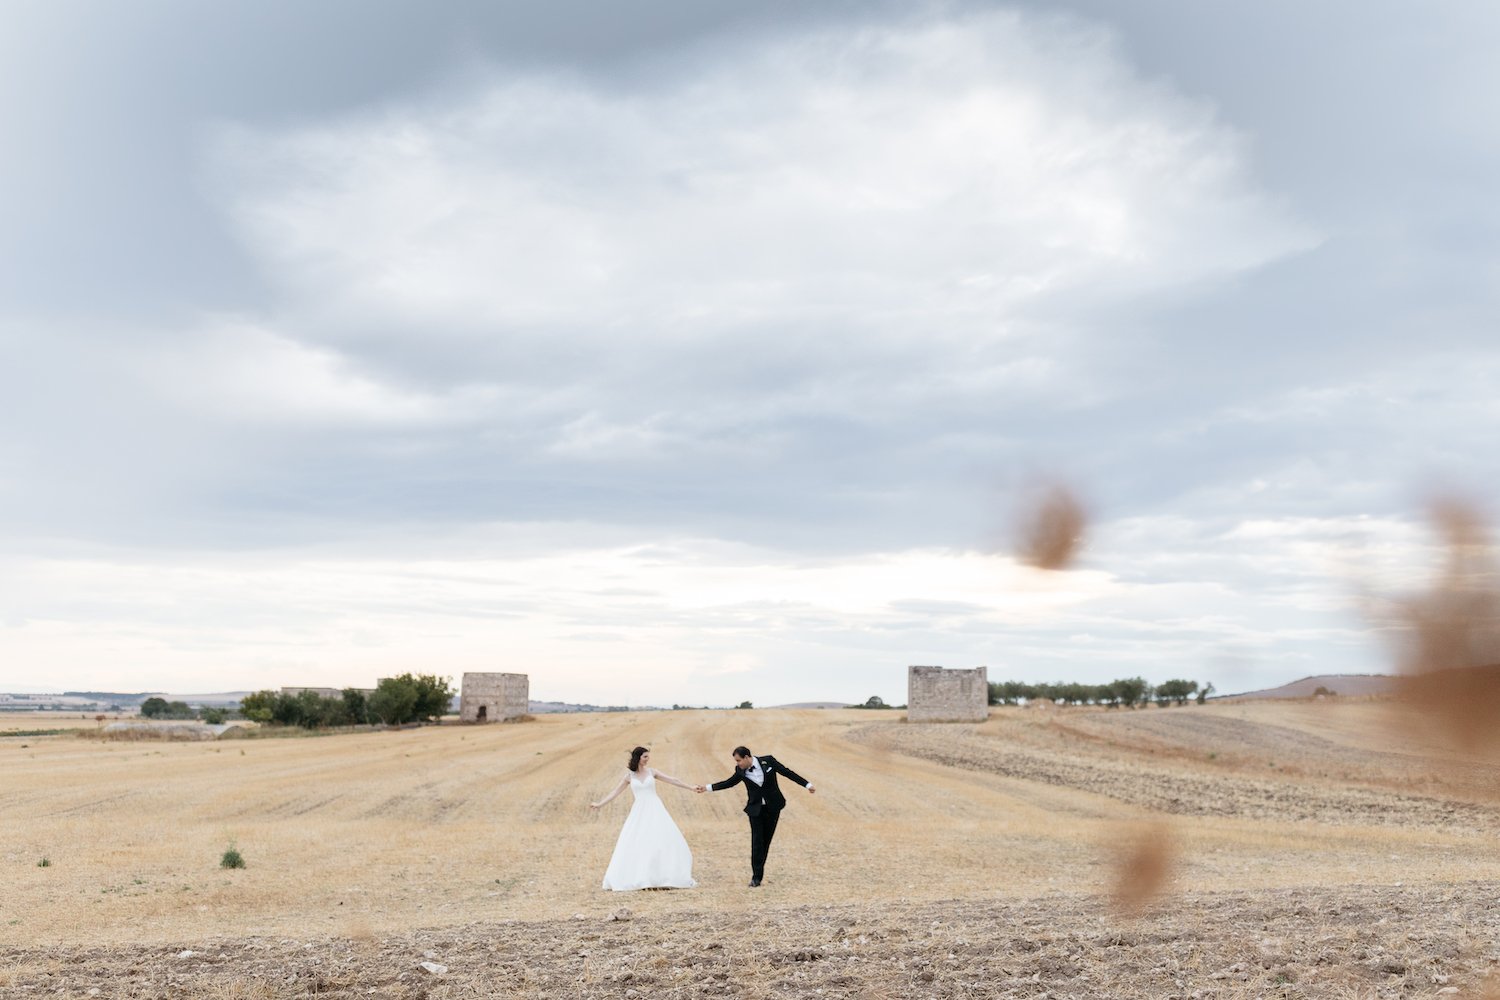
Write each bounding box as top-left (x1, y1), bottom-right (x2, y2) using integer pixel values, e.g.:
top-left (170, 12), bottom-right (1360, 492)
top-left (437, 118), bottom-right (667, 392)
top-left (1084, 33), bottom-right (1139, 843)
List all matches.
top-left (769, 756), bottom-right (814, 792)
top-left (709, 771), bottom-right (744, 793)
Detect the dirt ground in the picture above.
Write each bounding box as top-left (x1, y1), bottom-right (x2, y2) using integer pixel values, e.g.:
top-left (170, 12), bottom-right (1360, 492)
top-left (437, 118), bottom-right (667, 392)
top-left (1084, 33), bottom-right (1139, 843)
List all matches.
top-left (4, 701), bottom-right (1500, 997)
top-left (4, 882), bottom-right (1496, 998)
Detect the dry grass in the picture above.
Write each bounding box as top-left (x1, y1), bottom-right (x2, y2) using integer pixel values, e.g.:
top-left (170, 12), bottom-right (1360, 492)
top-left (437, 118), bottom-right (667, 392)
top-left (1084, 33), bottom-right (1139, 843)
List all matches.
top-left (0, 710), bottom-right (118, 733)
top-left (5, 704), bottom-right (1500, 995)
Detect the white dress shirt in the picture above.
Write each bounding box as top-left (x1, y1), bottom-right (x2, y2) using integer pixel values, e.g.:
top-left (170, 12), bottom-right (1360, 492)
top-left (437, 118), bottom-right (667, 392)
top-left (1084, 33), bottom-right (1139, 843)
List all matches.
top-left (743, 756), bottom-right (765, 785)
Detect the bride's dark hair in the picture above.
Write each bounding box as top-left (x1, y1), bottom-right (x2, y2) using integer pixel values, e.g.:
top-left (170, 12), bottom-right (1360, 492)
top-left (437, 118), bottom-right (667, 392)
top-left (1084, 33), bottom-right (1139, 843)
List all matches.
top-left (628, 746), bottom-right (649, 771)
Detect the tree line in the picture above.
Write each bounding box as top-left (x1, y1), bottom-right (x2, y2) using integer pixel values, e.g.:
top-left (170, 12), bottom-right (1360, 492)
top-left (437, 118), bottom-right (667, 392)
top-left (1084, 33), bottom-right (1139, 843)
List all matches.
top-left (140, 697), bottom-right (228, 724)
top-left (237, 673), bottom-right (455, 728)
top-left (988, 677), bottom-right (1213, 707)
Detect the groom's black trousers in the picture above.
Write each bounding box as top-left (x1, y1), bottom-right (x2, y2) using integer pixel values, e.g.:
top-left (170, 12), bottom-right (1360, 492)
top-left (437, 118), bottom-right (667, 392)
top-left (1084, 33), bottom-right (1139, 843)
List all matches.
top-left (748, 808), bottom-right (782, 881)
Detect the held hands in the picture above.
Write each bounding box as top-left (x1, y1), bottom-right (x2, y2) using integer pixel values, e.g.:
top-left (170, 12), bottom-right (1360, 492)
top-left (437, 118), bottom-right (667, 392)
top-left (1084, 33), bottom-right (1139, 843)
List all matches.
top-left (694, 784), bottom-right (707, 793)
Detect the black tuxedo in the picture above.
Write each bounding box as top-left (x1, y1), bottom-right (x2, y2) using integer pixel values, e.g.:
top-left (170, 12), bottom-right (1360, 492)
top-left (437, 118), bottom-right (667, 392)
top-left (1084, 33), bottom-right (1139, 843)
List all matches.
top-left (711, 754), bottom-right (809, 883)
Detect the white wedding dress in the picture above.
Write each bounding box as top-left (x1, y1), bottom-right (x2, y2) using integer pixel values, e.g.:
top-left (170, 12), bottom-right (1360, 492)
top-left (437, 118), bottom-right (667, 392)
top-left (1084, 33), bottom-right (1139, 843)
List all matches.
top-left (602, 770), bottom-right (697, 891)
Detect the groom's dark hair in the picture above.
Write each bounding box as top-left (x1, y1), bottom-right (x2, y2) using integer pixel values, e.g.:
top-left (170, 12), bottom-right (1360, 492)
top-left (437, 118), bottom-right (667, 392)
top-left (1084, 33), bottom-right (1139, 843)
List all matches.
top-left (733, 745), bottom-right (751, 758)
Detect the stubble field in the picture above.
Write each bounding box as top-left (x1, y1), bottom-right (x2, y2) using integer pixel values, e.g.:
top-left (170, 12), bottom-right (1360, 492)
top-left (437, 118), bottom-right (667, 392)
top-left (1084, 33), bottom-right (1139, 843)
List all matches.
top-left (3, 701), bottom-right (1500, 998)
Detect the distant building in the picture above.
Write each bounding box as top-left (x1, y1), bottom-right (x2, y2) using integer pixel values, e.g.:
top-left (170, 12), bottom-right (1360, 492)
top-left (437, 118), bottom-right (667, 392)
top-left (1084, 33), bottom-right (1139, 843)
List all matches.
top-left (280, 686), bottom-right (346, 700)
top-left (460, 673), bottom-right (529, 723)
top-left (907, 665), bottom-right (989, 723)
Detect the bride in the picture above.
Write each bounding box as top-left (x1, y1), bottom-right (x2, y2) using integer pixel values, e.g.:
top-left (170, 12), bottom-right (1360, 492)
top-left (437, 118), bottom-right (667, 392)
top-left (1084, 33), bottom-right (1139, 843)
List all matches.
top-left (590, 746), bottom-right (698, 891)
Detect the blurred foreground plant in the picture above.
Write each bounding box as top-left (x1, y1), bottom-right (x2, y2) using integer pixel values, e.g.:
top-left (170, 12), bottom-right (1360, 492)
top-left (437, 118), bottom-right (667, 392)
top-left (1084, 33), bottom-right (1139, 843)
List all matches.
top-left (1381, 497), bottom-right (1500, 756)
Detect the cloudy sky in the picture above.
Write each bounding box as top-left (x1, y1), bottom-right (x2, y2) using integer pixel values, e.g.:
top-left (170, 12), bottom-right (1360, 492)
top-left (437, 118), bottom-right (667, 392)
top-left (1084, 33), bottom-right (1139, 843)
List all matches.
top-left (3, 1), bottom-right (1497, 704)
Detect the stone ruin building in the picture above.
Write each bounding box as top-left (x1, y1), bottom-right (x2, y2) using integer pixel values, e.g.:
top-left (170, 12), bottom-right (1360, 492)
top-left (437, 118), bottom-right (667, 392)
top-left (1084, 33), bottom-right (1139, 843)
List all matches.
top-left (460, 672), bottom-right (529, 723)
top-left (907, 665), bottom-right (989, 723)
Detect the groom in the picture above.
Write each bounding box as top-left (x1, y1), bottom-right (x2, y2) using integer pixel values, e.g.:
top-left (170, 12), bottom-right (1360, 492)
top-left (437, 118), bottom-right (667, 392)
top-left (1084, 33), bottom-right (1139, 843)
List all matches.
top-left (697, 745), bottom-right (815, 887)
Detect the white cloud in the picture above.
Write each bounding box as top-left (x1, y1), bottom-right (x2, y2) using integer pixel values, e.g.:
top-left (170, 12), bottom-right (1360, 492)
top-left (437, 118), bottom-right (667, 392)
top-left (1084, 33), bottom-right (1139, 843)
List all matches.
top-left (212, 10), bottom-right (1312, 386)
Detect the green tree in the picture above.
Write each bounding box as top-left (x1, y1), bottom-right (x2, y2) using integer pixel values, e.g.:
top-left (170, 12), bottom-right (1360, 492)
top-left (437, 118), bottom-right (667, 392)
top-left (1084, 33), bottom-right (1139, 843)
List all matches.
top-left (737, 700), bottom-right (754, 710)
top-left (237, 690), bottom-right (277, 723)
top-left (340, 688), bottom-right (370, 725)
top-left (201, 707), bottom-right (227, 724)
top-left (1156, 679), bottom-right (1199, 706)
top-left (368, 674), bottom-right (455, 725)
top-left (1196, 682), bottom-right (1215, 705)
top-left (410, 674), bottom-right (455, 721)
top-left (369, 680), bottom-right (417, 725)
top-left (269, 692), bottom-right (304, 727)
top-left (1115, 677), bottom-right (1149, 708)
top-left (294, 689), bottom-right (334, 728)
top-left (139, 697), bottom-right (169, 718)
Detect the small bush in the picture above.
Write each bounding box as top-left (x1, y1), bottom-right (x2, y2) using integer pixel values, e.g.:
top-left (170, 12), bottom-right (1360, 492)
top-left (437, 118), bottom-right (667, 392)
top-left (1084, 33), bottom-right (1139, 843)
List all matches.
top-left (37, 857), bottom-right (51, 868)
top-left (220, 844), bottom-right (246, 870)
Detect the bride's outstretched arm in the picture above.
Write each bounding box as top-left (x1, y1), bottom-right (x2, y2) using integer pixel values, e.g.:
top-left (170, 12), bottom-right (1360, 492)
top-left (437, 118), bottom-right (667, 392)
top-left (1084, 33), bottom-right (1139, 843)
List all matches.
top-left (651, 769), bottom-right (695, 790)
top-left (590, 776), bottom-right (629, 810)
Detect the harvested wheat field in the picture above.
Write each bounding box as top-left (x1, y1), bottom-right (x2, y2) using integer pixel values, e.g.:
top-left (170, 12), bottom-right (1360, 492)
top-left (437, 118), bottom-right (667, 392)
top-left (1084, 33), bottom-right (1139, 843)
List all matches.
top-left (0, 712), bottom-right (122, 734)
top-left (4, 702), bottom-right (1500, 997)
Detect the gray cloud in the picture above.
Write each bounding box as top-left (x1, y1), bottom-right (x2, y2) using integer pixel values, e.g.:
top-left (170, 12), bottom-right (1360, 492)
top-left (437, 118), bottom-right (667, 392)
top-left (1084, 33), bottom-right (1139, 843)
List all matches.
top-left (2, 2), bottom-right (1497, 699)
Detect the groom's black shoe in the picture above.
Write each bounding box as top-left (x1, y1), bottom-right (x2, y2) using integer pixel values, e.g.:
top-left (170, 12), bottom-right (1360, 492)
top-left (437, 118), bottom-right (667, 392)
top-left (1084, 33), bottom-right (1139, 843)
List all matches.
top-left (748, 879), bottom-right (761, 887)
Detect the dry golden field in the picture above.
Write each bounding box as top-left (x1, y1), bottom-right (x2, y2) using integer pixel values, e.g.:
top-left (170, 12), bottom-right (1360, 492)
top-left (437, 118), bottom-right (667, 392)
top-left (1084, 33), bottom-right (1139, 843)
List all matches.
top-left (4, 701), bottom-right (1500, 997)
top-left (0, 711), bottom-right (126, 733)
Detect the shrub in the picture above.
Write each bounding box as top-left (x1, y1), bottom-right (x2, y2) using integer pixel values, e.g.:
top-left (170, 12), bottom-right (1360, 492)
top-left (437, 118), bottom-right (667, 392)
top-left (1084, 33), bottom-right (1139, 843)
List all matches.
top-left (201, 707), bottom-right (227, 725)
top-left (340, 687), bottom-right (370, 725)
top-left (37, 857), bottom-right (50, 868)
top-left (240, 677), bottom-right (451, 728)
top-left (142, 697), bottom-right (195, 719)
top-left (237, 690), bottom-right (277, 724)
top-left (220, 843), bottom-right (246, 869)
top-left (369, 673), bottom-right (454, 725)
top-left (1156, 679), bottom-right (1199, 706)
